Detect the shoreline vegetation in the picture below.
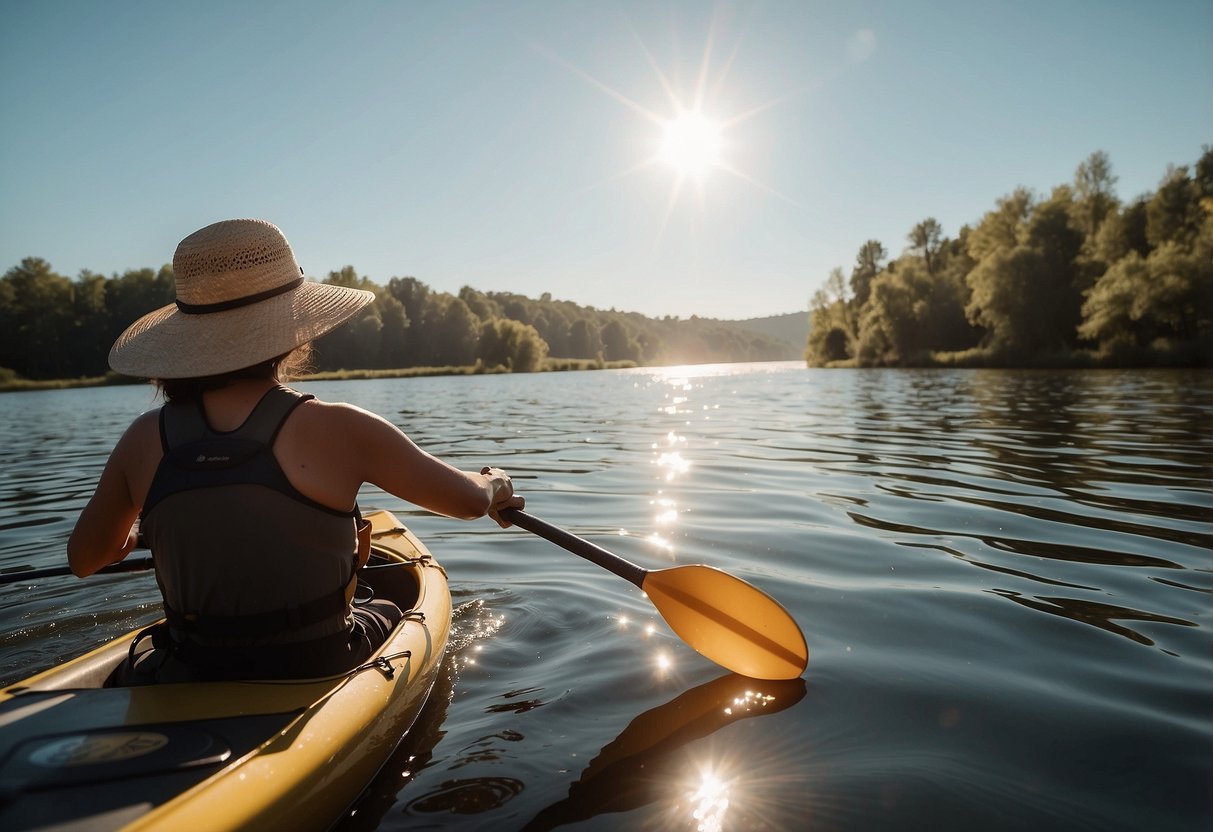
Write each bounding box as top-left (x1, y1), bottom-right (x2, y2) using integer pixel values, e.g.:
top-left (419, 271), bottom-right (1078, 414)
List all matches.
top-left (5, 151), bottom-right (1209, 385)
top-left (1, 251), bottom-right (806, 389)
top-left (805, 148), bottom-right (1212, 369)
top-left (0, 358), bottom-right (645, 394)
top-left (5, 351), bottom-right (1208, 396)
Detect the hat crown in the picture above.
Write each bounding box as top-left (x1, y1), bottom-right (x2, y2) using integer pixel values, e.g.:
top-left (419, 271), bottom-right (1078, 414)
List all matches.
top-left (110, 218), bottom-right (374, 378)
top-left (173, 219), bottom-right (302, 306)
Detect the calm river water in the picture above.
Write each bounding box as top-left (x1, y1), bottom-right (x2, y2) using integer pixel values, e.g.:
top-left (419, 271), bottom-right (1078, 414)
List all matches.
top-left (1, 363), bottom-right (1210, 830)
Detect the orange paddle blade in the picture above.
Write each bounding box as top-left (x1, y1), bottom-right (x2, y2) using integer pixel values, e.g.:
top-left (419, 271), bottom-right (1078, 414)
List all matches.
top-left (642, 565), bottom-right (808, 680)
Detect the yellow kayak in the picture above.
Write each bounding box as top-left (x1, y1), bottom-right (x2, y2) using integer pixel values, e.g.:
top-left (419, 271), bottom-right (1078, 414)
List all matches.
top-left (0, 510), bottom-right (451, 831)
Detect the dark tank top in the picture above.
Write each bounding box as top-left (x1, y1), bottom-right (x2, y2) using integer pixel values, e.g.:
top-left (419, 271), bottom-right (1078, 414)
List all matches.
top-left (140, 386), bottom-right (359, 650)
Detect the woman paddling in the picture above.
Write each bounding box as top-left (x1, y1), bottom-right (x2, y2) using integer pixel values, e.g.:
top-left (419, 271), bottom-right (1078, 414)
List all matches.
top-left (68, 218), bottom-right (524, 682)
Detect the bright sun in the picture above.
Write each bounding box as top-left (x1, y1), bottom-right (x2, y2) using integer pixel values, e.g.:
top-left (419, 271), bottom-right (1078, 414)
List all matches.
top-left (536, 18), bottom-right (792, 236)
top-left (658, 111), bottom-right (724, 178)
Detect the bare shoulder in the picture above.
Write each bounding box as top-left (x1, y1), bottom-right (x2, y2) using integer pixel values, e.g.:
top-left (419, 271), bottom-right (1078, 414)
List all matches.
top-left (288, 397), bottom-right (402, 446)
top-left (108, 408), bottom-right (164, 499)
top-left (294, 397), bottom-right (388, 428)
top-left (277, 396), bottom-right (417, 501)
top-left (115, 408), bottom-right (161, 455)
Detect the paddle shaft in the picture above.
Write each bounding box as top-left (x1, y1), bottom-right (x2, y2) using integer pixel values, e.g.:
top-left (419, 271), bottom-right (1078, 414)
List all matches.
top-left (0, 556), bottom-right (155, 584)
top-left (500, 508), bottom-right (647, 588)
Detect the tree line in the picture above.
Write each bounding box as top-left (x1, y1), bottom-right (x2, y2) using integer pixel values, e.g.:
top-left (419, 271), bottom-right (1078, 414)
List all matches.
top-left (806, 148), bottom-right (1213, 367)
top-left (0, 261), bottom-right (796, 382)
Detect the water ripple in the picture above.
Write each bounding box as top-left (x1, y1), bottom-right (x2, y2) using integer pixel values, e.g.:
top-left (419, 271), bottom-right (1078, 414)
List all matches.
top-left (1, 367), bottom-right (1210, 832)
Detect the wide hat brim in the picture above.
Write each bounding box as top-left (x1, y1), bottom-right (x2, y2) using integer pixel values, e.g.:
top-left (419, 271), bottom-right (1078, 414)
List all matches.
top-left (109, 280), bottom-right (375, 379)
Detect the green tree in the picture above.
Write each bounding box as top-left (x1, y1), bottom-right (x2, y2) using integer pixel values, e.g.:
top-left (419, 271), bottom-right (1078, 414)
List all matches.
top-left (0, 258), bottom-right (76, 378)
top-left (635, 328), bottom-right (663, 364)
top-left (908, 218), bottom-right (944, 275)
top-left (477, 318), bottom-right (548, 371)
top-left (502, 296), bottom-right (534, 325)
top-left (387, 276), bottom-right (430, 361)
top-left (1147, 165), bottom-right (1201, 248)
top-left (314, 268), bottom-right (383, 369)
top-left (601, 319), bottom-right (640, 361)
top-left (568, 317), bottom-right (602, 359)
top-left (966, 247), bottom-right (1047, 355)
top-left (460, 286), bottom-right (501, 321)
top-left (807, 297), bottom-right (851, 364)
top-left (533, 308), bottom-right (571, 356)
top-left (1028, 189), bottom-right (1087, 340)
top-left (433, 296), bottom-right (481, 366)
top-left (388, 276), bottom-right (431, 320)
top-left (1072, 150), bottom-right (1119, 242)
top-left (965, 188), bottom-right (1083, 355)
top-left (323, 266), bottom-right (375, 291)
top-left (1195, 145), bottom-right (1213, 201)
top-left (1093, 198), bottom-right (1150, 265)
top-left (850, 239), bottom-right (886, 308)
top-left (69, 271), bottom-right (111, 376)
top-left (967, 188), bottom-right (1034, 261)
top-left (855, 259), bottom-right (971, 364)
top-left (510, 321), bottom-right (549, 372)
top-left (1080, 240), bottom-right (1213, 351)
top-left (106, 266), bottom-right (174, 342)
top-left (1078, 251), bottom-right (1148, 348)
top-left (806, 268), bottom-right (854, 365)
top-left (376, 293), bottom-right (409, 368)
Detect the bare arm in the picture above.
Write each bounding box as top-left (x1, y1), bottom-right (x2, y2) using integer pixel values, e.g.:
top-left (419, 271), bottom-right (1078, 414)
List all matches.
top-left (345, 406), bottom-right (524, 526)
top-left (67, 412), bottom-right (155, 576)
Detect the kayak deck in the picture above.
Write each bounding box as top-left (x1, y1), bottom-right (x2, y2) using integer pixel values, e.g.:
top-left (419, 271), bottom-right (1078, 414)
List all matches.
top-left (0, 510), bottom-right (451, 831)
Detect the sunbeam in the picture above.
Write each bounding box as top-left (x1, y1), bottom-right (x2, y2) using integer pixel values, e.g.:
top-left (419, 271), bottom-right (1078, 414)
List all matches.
top-left (533, 11), bottom-right (797, 244)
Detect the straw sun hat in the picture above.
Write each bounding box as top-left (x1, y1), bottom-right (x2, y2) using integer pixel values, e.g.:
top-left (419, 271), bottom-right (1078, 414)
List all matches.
top-left (109, 219), bottom-right (374, 379)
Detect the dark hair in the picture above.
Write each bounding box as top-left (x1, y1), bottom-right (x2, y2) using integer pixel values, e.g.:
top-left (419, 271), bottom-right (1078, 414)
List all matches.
top-left (153, 344), bottom-right (313, 403)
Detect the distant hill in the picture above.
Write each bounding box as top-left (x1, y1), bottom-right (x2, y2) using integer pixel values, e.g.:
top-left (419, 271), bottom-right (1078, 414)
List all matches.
top-left (718, 311), bottom-right (809, 357)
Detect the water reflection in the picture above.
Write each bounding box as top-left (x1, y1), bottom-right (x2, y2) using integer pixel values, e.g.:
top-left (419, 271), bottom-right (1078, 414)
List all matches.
top-left (652, 497), bottom-right (679, 526)
top-left (405, 776), bottom-right (526, 815)
top-left (521, 673), bottom-right (806, 831)
top-left (848, 510), bottom-right (1187, 571)
top-left (654, 430), bottom-right (692, 485)
top-left (346, 669), bottom-right (805, 831)
top-left (689, 769), bottom-right (730, 832)
top-left (338, 596), bottom-right (506, 831)
top-left (822, 369), bottom-right (1212, 656)
top-left (989, 590), bottom-right (1197, 649)
top-left (4, 366), bottom-right (1211, 831)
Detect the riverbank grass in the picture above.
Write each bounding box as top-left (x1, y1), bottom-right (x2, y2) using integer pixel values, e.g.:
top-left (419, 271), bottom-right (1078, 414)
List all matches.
top-left (0, 358), bottom-right (642, 392)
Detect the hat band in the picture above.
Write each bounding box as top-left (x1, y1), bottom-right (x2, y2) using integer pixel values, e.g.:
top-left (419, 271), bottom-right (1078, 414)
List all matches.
top-left (175, 277), bottom-right (304, 315)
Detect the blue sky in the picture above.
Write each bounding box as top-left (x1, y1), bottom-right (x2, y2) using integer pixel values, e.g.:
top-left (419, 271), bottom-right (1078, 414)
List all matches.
top-left (2, 0), bottom-right (1209, 320)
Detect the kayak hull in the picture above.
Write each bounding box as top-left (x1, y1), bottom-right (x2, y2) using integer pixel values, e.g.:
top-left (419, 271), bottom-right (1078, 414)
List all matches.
top-left (0, 510), bottom-right (451, 831)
